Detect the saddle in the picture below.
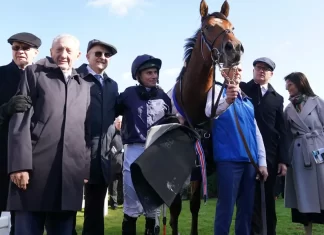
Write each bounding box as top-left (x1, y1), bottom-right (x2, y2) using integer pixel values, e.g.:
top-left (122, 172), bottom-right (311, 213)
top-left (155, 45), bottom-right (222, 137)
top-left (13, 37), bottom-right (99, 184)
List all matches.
top-left (130, 115), bottom-right (200, 212)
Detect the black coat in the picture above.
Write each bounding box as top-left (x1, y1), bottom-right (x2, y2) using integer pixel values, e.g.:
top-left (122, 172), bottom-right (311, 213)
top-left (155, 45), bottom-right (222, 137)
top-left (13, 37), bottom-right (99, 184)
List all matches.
top-left (76, 64), bottom-right (119, 185)
top-left (0, 61), bottom-right (23, 211)
top-left (7, 57), bottom-right (91, 211)
top-left (104, 124), bottom-right (123, 179)
top-left (240, 80), bottom-right (289, 169)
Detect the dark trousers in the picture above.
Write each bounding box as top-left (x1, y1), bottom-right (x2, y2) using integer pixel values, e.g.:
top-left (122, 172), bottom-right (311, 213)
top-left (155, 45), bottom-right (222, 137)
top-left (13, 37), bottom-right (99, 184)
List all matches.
top-left (82, 183), bottom-right (108, 235)
top-left (15, 211), bottom-right (75, 235)
top-left (214, 162), bottom-right (256, 235)
top-left (72, 211), bottom-right (78, 235)
top-left (251, 166), bottom-right (277, 235)
top-left (274, 176), bottom-right (285, 198)
top-left (108, 178), bottom-right (118, 206)
top-left (0, 211), bottom-right (15, 235)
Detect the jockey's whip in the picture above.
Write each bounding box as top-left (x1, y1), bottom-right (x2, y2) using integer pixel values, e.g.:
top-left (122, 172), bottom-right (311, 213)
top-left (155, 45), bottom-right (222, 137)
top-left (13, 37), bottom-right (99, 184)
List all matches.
top-left (154, 207), bottom-right (160, 234)
top-left (162, 204), bottom-right (167, 235)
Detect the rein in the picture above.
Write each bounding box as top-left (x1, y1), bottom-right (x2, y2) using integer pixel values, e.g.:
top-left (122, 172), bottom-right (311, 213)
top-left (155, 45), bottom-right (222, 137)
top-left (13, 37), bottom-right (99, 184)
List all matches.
top-left (176, 15), bottom-right (268, 235)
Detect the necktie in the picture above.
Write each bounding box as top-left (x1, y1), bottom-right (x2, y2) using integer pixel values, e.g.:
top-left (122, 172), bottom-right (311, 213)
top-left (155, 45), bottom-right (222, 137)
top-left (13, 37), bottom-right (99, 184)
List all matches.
top-left (94, 74), bottom-right (104, 86)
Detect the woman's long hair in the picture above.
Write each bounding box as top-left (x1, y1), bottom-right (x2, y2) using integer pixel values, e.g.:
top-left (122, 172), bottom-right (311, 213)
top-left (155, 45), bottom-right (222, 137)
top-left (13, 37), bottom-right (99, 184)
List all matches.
top-left (284, 72), bottom-right (316, 97)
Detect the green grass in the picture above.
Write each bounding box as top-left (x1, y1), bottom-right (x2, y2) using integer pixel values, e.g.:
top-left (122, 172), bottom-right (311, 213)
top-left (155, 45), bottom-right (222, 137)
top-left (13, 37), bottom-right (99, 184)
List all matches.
top-left (75, 198), bottom-right (324, 235)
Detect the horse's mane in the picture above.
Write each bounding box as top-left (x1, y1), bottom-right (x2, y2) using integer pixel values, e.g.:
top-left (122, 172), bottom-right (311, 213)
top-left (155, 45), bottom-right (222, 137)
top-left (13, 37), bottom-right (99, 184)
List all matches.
top-left (176, 12), bottom-right (227, 82)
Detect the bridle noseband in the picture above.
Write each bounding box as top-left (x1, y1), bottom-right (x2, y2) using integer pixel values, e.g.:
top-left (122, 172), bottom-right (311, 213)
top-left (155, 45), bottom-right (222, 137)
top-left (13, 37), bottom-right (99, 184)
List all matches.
top-left (200, 15), bottom-right (234, 66)
top-left (179, 14), bottom-right (238, 130)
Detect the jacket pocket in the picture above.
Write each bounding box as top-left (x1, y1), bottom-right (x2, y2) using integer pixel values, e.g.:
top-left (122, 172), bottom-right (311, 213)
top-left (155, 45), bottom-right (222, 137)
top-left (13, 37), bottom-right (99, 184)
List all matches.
top-left (31, 121), bottom-right (45, 148)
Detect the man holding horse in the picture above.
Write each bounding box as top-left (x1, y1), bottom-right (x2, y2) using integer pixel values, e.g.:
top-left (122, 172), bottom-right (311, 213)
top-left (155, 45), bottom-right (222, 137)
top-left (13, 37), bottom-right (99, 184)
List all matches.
top-left (116, 54), bottom-right (171, 235)
top-left (206, 64), bottom-right (268, 235)
top-left (240, 57), bottom-right (289, 235)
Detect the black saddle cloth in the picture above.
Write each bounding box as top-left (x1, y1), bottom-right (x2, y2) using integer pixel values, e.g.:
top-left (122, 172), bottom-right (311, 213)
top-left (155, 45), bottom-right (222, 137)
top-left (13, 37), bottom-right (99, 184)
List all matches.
top-left (130, 125), bottom-right (197, 212)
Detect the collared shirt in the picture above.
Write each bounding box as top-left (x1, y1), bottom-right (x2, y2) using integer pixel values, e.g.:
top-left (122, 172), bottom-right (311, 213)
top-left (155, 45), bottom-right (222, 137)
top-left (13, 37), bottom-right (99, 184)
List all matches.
top-left (253, 80), bottom-right (268, 96)
top-left (86, 65), bottom-right (104, 76)
top-left (87, 65), bottom-right (105, 85)
top-left (260, 83), bottom-right (268, 96)
top-left (205, 85), bottom-right (267, 167)
top-left (61, 69), bottom-right (72, 82)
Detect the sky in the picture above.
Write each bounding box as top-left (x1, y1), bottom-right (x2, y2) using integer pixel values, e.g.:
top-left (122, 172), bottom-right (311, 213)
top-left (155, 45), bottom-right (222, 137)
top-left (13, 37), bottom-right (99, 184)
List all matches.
top-left (1, 0), bottom-right (323, 107)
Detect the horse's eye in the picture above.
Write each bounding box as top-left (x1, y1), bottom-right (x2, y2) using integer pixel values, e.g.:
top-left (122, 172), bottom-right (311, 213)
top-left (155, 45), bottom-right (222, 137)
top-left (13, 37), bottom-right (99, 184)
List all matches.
top-left (204, 25), bottom-right (210, 30)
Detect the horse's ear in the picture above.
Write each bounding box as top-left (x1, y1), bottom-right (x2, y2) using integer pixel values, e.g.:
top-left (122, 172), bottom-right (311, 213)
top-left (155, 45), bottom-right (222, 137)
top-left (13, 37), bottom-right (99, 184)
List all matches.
top-left (200, 0), bottom-right (209, 18)
top-left (220, 0), bottom-right (230, 17)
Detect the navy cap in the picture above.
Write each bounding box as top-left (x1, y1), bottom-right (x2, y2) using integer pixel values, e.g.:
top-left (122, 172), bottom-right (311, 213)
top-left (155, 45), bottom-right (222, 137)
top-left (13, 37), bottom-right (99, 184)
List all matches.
top-left (87, 39), bottom-right (117, 56)
top-left (131, 54), bottom-right (162, 80)
top-left (253, 57), bottom-right (276, 71)
top-left (8, 32), bottom-right (42, 48)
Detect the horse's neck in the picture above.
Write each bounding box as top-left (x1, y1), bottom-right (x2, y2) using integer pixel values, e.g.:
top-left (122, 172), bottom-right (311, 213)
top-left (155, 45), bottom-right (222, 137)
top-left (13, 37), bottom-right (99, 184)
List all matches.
top-left (183, 49), bottom-right (213, 102)
top-left (177, 48), bottom-right (213, 124)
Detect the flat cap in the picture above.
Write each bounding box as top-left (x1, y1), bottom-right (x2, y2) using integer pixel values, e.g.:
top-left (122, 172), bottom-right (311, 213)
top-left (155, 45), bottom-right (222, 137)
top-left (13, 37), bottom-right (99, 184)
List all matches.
top-left (7, 32), bottom-right (42, 48)
top-left (253, 57), bottom-right (276, 71)
top-left (87, 39), bottom-right (117, 56)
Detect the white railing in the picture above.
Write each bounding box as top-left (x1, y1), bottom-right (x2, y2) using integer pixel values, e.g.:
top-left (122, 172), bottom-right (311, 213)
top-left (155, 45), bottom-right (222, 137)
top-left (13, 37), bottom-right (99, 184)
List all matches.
top-left (0, 212), bottom-right (10, 235)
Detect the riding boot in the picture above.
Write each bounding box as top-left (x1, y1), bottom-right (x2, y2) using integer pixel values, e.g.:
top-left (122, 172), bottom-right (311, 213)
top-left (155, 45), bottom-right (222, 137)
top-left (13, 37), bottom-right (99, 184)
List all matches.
top-left (122, 214), bottom-right (137, 235)
top-left (144, 217), bottom-right (156, 235)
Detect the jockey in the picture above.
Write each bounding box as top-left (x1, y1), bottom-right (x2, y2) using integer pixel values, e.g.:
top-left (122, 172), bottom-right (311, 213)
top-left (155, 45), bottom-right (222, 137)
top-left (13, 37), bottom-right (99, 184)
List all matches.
top-left (117, 54), bottom-right (172, 235)
top-left (205, 64), bottom-right (269, 235)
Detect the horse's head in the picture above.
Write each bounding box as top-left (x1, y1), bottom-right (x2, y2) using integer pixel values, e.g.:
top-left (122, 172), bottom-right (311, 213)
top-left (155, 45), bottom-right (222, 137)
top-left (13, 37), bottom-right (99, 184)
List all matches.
top-left (199, 0), bottom-right (244, 67)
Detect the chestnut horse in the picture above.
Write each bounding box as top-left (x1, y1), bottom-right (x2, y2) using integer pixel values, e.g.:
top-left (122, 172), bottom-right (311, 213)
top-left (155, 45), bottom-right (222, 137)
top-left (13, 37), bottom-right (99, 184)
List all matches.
top-left (168, 1), bottom-right (244, 234)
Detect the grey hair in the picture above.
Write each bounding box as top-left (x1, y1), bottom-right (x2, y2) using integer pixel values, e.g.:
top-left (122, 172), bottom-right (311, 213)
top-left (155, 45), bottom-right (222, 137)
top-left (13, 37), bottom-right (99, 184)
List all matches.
top-left (115, 115), bottom-right (122, 122)
top-left (51, 34), bottom-right (80, 49)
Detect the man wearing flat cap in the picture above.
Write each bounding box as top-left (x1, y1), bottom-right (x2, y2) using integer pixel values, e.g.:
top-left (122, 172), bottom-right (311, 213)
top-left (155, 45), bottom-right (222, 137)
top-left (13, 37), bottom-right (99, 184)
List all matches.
top-left (0, 32), bottom-right (41, 235)
top-left (240, 57), bottom-right (289, 235)
top-left (76, 39), bottom-right (119, 235)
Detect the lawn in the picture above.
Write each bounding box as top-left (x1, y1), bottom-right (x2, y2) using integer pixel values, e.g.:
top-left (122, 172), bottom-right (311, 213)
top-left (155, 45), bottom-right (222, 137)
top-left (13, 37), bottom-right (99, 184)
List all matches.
top-left (75, 198), bottom-right (323, 235)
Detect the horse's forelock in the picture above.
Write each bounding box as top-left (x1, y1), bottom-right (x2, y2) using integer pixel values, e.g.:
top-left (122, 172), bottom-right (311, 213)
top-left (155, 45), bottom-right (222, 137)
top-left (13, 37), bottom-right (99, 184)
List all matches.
top-left (175, 12), bottom-right (227, 82)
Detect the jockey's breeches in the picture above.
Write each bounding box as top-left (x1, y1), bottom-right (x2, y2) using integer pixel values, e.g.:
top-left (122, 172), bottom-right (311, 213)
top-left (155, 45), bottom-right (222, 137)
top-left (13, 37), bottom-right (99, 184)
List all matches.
top-left (122, 143), bottom-right (160, 218)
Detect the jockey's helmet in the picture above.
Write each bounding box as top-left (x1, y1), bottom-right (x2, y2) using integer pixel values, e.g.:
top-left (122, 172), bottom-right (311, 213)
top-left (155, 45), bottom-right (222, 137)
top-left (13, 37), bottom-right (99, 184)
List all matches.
top-left (131, 54), bottom-right (162, 80)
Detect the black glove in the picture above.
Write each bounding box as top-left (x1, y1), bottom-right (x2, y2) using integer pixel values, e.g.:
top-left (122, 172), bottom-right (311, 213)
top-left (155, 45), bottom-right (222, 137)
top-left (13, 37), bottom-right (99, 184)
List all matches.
top-left (0, 95), bottom-right (32, 126)
top-left (6, 95), bottom-right (32, 115)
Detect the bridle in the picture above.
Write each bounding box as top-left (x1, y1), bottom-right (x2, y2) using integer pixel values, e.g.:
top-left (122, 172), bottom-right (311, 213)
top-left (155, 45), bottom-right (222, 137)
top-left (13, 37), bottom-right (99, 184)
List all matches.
top-left (200, 18), bottom-right (234, 66)
top-left (179, 14), bottom-right (237, 130)
top-left (178, 15), bottom-right (268, 235)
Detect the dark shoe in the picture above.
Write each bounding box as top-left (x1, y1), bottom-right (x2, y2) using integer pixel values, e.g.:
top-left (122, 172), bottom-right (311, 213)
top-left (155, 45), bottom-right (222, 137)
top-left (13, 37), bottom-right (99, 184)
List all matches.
top-left (122, 214), bottom-right (137, 235)
top-left (111, 203), bottom-right (118, 210)
top-left (144, 217), bottom-right (156, 235)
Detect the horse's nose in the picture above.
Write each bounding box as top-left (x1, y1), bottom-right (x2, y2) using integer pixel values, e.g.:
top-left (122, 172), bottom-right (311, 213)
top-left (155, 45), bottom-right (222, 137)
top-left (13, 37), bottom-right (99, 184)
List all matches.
top-left (224, 41), bottom-right (234, 52)
top-left (237, 43), bottom-right (244, 53)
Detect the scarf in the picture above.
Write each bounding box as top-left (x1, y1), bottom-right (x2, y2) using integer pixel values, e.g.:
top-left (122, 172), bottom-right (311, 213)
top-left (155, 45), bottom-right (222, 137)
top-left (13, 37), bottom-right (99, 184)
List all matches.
top-left (289, 94), bottom-right (307, 113)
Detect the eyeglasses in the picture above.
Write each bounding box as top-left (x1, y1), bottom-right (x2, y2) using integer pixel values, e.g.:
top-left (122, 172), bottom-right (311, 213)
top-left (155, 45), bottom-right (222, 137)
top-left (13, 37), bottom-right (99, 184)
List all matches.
top-left (255, 65), bottom-right (272, 72)
top-left (94, 51), bottom-right (112, 58)
top-left (12, 45), bottom-right (32, 51)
